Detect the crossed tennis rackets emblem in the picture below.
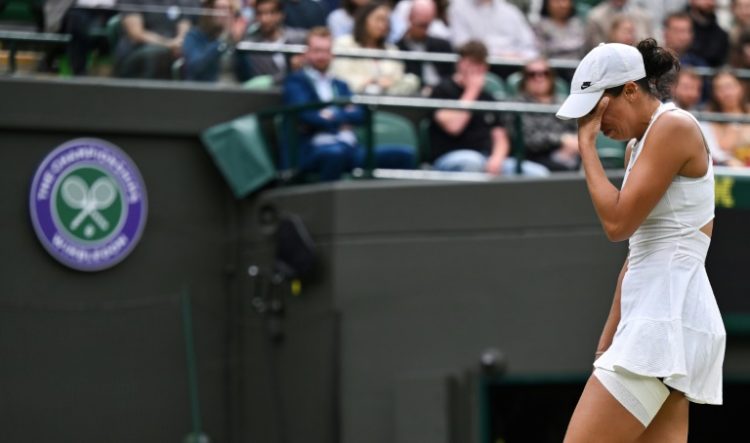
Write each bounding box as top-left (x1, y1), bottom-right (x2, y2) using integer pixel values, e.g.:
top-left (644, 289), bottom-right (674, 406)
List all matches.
top-left (60, 175), bottom-right (118, 235)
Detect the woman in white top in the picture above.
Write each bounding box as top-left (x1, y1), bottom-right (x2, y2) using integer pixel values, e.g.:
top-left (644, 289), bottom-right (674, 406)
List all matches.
top-left (330, 2), bottom-right (420, 95)
top-left (556, 39), bottom-right (725, 442)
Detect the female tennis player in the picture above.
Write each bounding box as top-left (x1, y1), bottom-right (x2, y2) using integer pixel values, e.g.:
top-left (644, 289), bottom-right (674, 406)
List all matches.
top-left (556, 39), bottom-right (726, 442)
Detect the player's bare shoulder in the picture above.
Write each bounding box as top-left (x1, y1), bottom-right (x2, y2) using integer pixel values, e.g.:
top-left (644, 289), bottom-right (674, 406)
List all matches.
top-left (646, 109), bottom-right (704, 162)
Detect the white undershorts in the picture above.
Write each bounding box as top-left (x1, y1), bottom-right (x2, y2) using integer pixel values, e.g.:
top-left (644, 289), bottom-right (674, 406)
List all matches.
top-left (593, 367), bottom-right (670, 427)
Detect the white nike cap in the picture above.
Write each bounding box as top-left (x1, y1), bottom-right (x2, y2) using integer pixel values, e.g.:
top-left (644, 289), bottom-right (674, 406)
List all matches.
top-left (556, 43), bottom-right (646, 120)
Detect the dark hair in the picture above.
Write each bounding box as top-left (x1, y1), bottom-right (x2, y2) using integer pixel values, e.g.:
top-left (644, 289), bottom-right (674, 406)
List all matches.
top-left (342, 0), bottom-right (362, 16)
top-left (256, 0), bottom-right (283, 13)
top-left (605, 38), bottom-right (679, 101)
top-left (199, 0), bottom-right (238, 35)
top-left (520, 58), bottom-right (556, 97)
top-left (663, 11), bottom-right (691, 29)
top-left (457, 40), bottom-right (488, 64)
top-left (540, 0), bottom-right (576, 20)
top-left (707, 70), bottom-right (749, 113)
top-left (353, 2), bottom-right (389, 48)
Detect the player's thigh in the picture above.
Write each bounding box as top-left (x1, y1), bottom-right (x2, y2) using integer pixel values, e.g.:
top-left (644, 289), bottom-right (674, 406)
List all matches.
top-left (636, 390), bottom-right (688, 443)
top-left (564, 374), bottom-right (645, 443)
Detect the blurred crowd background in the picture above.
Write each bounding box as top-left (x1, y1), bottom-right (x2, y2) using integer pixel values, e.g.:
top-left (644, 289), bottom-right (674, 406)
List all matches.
top-left (3, 0), bottom-right (750, 179)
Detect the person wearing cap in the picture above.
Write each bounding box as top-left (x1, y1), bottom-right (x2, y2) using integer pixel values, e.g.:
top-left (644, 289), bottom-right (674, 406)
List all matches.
top-left (557, 39), bottom-right (725, 441)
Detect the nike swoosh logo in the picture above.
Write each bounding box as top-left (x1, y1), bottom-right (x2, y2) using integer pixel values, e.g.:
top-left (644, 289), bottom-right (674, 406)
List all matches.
top-left (581, 82), bottom-right (592, 90)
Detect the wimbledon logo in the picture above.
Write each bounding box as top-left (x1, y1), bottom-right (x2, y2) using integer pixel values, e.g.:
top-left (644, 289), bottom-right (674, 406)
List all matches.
top-left (29, 138), bottom-right (148, 271)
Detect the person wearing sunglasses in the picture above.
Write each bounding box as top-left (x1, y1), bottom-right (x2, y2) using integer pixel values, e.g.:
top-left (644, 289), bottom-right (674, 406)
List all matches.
top-left (511, 58), bottom-right (579, 171)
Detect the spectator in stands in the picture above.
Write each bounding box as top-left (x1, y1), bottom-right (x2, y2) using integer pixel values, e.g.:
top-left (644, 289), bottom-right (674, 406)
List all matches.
top-left (327, 0), bottom-right (369, 40)
top-left (663, 11), bottom-right (708, 68)
top-left (672, 68), bottom-right (704, 110)
top-left (607, 14), bottom-right (637, 46)
top-left (730, 0), bottom-right (750, 56)
top-left (671, 68), bottom-right (725, 159)
top-left (584, 0), bottom-right (653, 52)
top-left (704, 71), bottom-right (750, 167)
top-left (282, 27), bottom-right (415, 180)
top-left (448, 0), bottom-right (538, 60)
top-left (329, 3), bottom-right (420, 95)
top-left (630, 0), bottom-right (688, 35)
top-left (239, 0), bottom-right (306, 83)
top-left (182, 0), bottom-right (248, 82)
top-left (511, 58), bottom-right (579, 171)
top-left (533, 0), bottom-right (585, 60)
top-left (428, 41), bottom-right (549, 176)
top-left (46, 1), bottom-right (117, 75)
top-left (686, 0), bottom-right (729, 68)
top-left (729, 30), bottom-right (750, 102)
top-left (283, 0), bottom-right (327, 29)
top-left (114, 0), bottom-right (199, 79)
top-left (396, 0), bottom-right (453, 95)
top-left (391, 0), bottom-right (451, 42)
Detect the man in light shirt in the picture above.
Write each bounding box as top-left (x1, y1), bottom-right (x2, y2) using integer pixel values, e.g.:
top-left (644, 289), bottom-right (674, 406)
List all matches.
top-left (282, 27), bottom-right (415, 180)
top-left (448, 0), bottom-right (538, 60)
top-left (584, 0), bottom-right (654, 51)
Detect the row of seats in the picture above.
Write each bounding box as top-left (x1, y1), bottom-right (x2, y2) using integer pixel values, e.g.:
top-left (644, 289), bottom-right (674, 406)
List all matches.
top-left (203, 107), bottom-right (627, 198)
top-left (243, 70), bottom-right (570, 101)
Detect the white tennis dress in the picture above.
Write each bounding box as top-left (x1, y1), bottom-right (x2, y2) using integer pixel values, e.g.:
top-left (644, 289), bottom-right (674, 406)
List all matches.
top-left (594, 102), bottom-right (726, 405)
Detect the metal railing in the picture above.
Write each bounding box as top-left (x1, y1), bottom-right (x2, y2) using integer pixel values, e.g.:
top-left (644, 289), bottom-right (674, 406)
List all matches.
top-left (234, 41), bottom-right (750, 79)
top-left (0, 30), bottom-right (71, 73)
top-left (351, 94), bottom-right (750, 125)
top-left (235, 41), bottom-right (581, 71)
top-left (255, 94), bottom-right (750, 182)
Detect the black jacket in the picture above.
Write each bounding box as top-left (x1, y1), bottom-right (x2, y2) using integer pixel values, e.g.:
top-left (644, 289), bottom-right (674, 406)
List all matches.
top-left (396, 35), bottom-right (454, 84)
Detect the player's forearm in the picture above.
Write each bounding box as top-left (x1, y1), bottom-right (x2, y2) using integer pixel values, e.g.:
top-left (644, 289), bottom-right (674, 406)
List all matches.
top-left (579, 136), bottom-right (626, 241)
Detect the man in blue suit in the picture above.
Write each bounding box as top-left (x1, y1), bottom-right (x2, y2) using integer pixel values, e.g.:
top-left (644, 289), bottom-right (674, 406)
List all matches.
top-left (282, 27), bottom-right (415, 180)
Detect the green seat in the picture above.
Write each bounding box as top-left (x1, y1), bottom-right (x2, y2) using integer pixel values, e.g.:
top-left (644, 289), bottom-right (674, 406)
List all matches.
top-left (417, 117), bottom-right (432, 166)
top-left (243, 74), bottom-right (275, 90)
top-left (373, 111), bottom-right (418, 151)
top-left (483, 71), bottom-right (508, 100)
top-left (105, 14), bottom-right (121, 49)
top-left (505, 71), bottom-right (523, 98)
top-left (201, 114), bottom-right (277, 198)
top-left (356, 110), bottom-right (420, 163)
top-left (596, 132), bottom-right (627, 169)
top-left (575, 0), bottom-right (599, 20)
top-left (0, 0), bottom-right (43, 30)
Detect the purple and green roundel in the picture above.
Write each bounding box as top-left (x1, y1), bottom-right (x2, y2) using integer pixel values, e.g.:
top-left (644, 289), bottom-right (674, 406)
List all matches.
top-left (29, 138), bottom-right (147, 271)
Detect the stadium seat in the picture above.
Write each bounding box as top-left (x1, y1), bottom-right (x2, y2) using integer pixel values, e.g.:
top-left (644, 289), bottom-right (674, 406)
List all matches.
top-left (417, 117), bottom-right (432, 166)
top-left (596, 133), bottom-right (627, 169)
top-left (105, 14), bottom-right (121, 50)
top-left (353, 110), bottom-right (418, 153)
top-left (0, 0), bottom-right (43, 30)
top-left (484, 71), bottom-right (508, 100)
top-left (243, 74), bottom-right (275, 90)
top-left (201, 113), bottom-right (277, 198)
top-left (369, 111), bottom-right (420, 162)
